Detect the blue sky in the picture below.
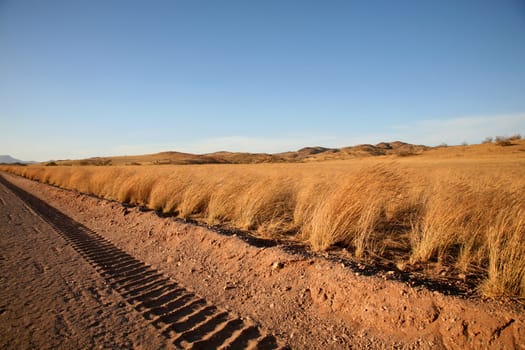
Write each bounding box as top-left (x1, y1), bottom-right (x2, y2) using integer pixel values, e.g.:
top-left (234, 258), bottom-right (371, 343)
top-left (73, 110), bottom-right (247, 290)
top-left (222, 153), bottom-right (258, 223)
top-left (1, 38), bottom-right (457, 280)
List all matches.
top-left (1, 0), bottom-right (524, 161)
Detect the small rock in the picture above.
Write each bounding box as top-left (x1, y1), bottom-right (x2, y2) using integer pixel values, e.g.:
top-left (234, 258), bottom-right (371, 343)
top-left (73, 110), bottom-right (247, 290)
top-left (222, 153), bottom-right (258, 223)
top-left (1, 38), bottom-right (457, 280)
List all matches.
top-left (271, 261), bottom-right (284, 270)
top-left (396, 261), bottom-right (407, 271)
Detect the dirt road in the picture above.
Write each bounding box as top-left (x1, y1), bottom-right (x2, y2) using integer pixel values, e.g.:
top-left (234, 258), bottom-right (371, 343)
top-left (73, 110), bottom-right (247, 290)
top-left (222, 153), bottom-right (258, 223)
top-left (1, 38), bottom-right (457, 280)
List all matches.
top-left (0, 178), bottom-right (170, 349)
top-left (0, 176), bottom-right (280, 349)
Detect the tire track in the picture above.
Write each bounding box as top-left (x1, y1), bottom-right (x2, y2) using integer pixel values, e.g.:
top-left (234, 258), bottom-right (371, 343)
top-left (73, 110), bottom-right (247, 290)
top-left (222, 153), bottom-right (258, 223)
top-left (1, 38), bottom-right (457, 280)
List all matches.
top-left (0, 175), bottom-right (284, 349)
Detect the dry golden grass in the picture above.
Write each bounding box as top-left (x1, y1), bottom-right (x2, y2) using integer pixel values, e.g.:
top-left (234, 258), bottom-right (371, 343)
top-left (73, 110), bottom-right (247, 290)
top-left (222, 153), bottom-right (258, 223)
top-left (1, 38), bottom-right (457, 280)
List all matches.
top-left (2, 140), bottom-right (525, 298)
top-left (302, 165), bottom-right (408, 257)
top-left (481, 209), bottom-right (525, 298)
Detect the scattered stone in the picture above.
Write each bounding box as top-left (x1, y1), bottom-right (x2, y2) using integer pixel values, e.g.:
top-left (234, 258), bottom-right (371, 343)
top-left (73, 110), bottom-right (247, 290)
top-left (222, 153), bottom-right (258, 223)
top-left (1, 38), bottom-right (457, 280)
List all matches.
top-left (396, 261), bottom-right (407, 271)
top-left (271, 261), bottom-right (284, 270)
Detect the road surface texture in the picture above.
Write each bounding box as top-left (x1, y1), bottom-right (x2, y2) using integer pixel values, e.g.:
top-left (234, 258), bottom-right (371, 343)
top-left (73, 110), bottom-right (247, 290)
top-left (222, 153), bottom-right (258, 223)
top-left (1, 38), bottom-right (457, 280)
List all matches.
top-left (0, 175), bottom-right (281, 349)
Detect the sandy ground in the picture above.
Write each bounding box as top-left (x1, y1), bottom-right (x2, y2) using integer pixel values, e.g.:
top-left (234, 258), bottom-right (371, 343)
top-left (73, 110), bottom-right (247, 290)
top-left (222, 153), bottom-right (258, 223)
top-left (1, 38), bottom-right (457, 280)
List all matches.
top-left (0, 175), bottom-right (281, 349)
top-left (1, 172), bottom-right (524, 349)
top-left (0, 178), bottom-right (170, 349)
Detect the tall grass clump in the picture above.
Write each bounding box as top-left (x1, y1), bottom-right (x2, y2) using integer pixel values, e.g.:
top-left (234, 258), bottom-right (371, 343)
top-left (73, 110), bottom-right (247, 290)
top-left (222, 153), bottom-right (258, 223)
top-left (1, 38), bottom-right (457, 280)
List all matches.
top-left (303, 165), bottom-right (407, 257)
top-left (293, 180), bottom-right (332, 230)
top-left (177, 175), bottom-right (215, 219)
top-left (148, 171), bottom-right (192, 213)
top-left (408, 173), bottom-right (524, 279)
top-left (205, 172), bottom-right (253, 225)
top-left (117, 171), bottom-right (157, 206)
top-left (481, 209), bottom-right (525, 298)
top-left (409, 179), bottom-right (481, 265)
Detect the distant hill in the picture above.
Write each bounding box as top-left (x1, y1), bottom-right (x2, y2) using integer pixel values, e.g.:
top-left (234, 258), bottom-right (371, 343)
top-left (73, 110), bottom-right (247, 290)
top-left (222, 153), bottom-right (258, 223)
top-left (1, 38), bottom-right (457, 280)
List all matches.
top-left (0, 155), bottom-right (36, 164)
top-left (47, 141), bottom-right (430, 166)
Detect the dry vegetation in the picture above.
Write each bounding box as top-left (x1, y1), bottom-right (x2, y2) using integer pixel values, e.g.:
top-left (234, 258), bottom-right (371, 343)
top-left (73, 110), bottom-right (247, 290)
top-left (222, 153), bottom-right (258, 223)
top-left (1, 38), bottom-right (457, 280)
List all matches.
top-left (2, 140), bottom-right (525, 299)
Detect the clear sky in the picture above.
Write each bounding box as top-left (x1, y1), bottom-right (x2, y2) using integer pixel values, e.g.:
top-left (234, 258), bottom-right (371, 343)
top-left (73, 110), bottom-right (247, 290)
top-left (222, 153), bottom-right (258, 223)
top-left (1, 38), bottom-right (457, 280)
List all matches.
top-left (1, 0), bottom-right (524, 161)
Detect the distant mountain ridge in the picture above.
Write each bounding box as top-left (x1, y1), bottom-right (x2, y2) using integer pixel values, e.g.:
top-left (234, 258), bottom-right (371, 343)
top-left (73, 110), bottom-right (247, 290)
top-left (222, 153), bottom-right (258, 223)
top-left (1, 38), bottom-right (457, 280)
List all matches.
top-left (48, 141), bottom-right (430, 166)
top-left (0, 155), bottom-right (36, 164)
